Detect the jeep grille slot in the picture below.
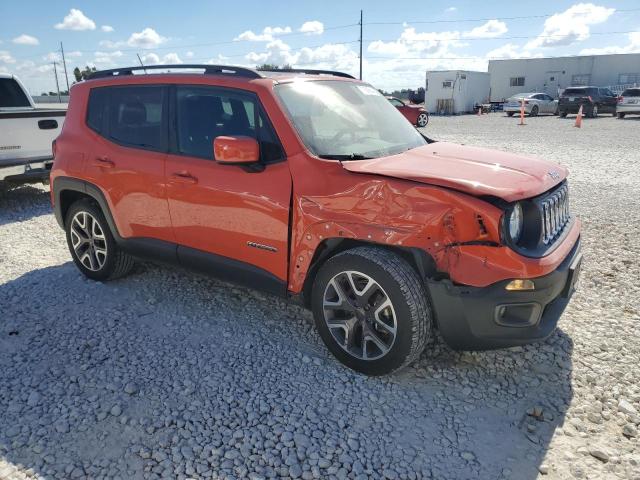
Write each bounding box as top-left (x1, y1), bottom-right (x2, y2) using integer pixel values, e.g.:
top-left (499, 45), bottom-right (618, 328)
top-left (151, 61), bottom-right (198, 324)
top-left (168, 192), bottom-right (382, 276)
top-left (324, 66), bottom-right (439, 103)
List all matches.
top-left (541, 183), bottom-right (570, 245)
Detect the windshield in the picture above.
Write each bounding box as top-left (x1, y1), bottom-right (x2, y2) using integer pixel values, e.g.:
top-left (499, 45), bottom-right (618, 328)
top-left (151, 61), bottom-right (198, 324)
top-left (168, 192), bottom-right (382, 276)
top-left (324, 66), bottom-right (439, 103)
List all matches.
top-left (622, 88), bottom-right (640, 96)
top-left (275, 80), bottom-right (426, 159)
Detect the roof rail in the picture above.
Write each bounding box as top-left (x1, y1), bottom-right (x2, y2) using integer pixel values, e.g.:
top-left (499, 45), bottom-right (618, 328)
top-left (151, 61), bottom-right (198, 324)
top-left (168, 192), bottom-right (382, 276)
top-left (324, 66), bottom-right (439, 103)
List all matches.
top-left (260, 68), bottom-right (355, 79)
top-left (87, 64), bottom-right (263, 80)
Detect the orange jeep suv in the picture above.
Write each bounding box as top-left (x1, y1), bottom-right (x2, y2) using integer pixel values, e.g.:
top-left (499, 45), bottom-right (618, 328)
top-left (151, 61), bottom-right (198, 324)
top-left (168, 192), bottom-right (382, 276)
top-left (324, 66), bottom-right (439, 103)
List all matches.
top-left (51, 65), bottom-right (582, 375)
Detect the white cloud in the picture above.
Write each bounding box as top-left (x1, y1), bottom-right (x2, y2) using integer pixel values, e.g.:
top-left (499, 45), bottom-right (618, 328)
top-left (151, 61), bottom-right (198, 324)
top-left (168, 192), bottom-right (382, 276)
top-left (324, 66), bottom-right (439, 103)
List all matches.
top-left (13, 34), bottom-right (39, 46)
top-left (67, 51), bottom-right (83, 58)
top-left (101, 25), bottom-right (114, 33)
top-left (44, 52), bottom-right (61, 62)
top-left (55, 9), bottom-right (96, 31)
top-left (299, 21), bottom-right (324, 35)
top-left (368, 27), bottom-right (465, 57)
top-left (235, 26), bottom-right (292, 42)
top-left (99, 40), bottom-right (122, 49)
top-left (486, 43), bottom-right (541, 59)
top-left (580, 31), bottom-right (640, 55)
top-left (127, 28), bottom-right (166, 48)
top-left (140, 52), bottom-right (183, 65)
top-left (445, 7), bottom-right (457, 13)
top-left (463, 20), bottom-right (508, 39)
top-left (0, 51), bottom-right (16, 64)
top-left (186, 51), bottom-right (194, 58)
top-left (94, 50), bottom-right (124, 65)
top-left (526, 3), bottom-right (615, 49)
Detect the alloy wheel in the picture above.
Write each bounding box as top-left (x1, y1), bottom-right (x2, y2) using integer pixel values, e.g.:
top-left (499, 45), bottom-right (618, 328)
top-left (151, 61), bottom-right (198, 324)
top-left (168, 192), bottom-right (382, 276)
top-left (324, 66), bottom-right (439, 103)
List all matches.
top-left (322, 270), bottom-right (397, 361)
top-left (69, 211), bottom-right (107, 271)
top-left (417, 113), bottom-right (429, 127)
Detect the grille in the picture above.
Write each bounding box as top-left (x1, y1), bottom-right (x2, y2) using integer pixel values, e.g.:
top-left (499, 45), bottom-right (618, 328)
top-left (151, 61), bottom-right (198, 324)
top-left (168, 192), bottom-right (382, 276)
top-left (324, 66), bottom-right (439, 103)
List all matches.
top-left (541, 184), bottom-right (570, 245)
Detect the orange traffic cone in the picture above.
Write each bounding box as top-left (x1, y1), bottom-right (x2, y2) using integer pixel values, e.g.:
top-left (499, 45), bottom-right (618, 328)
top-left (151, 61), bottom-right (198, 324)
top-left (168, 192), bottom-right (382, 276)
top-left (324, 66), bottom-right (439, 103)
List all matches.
top-left (574, 105), bottom-right (583, 128)
top-left (518, 98), bottom-right (525, 125)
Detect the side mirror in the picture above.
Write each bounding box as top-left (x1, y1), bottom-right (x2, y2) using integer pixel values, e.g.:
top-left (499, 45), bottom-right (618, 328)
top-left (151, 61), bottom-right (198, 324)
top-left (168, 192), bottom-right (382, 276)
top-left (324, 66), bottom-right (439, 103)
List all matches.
top-left (214, 136), bottom-right (259, 164)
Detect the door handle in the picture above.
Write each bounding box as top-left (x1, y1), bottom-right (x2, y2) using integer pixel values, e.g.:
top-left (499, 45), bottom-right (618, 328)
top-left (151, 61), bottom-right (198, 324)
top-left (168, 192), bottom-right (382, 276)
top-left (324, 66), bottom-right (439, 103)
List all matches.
top-left (170, 171), bottom-right (198, 184)
top-left (92, 156), bottom-right (115, 168)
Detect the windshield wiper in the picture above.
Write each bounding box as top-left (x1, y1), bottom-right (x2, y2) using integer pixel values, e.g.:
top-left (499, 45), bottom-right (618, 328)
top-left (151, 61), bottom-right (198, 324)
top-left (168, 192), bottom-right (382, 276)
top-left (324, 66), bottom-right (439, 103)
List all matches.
top-left (318, 153), bottom-right (373, 161)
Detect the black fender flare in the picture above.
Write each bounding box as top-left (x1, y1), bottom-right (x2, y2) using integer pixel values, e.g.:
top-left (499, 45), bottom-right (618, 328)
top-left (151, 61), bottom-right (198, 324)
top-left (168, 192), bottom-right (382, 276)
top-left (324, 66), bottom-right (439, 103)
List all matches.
top-left (52, 176), bottom-right (123, 243)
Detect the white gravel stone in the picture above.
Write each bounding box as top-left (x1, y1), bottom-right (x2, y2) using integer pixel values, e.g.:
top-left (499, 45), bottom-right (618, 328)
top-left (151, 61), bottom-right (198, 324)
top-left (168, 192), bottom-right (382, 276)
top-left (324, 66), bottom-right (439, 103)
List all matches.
top-left (1, 116), bottom-right (639, 479)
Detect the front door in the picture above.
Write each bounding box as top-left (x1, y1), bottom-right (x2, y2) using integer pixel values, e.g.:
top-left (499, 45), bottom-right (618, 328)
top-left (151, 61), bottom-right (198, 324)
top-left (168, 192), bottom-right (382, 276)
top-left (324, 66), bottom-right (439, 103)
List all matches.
top-left (165, 85), bottom-right (292, 287)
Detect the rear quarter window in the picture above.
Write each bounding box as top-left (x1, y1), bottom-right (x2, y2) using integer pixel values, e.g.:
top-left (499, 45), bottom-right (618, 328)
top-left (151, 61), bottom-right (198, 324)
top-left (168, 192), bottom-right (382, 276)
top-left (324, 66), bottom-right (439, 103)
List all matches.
top-left (86, 85), bottom-right (167, 151)
top-left (0, 78), bottom-right (31, 108)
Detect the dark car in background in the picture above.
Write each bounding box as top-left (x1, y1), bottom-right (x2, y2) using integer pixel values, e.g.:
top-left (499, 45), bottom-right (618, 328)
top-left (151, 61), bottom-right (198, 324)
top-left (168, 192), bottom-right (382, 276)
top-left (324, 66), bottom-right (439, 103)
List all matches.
top-left (616, 87), bottom-right (640, 118)
top-left (558, 86), bottom-right (617, 118)
top-left (387, 96), bottom-right (429, 127)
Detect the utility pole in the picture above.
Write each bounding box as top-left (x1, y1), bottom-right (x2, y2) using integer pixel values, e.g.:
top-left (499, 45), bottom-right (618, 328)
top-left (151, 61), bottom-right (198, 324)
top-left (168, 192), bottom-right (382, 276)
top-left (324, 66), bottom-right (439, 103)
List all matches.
top-left (52, 61), bottom-right (61, 103)
top-left (59, 42), bottom-right (70, 93)
top-left (359, 10), bottom-right (363, 80)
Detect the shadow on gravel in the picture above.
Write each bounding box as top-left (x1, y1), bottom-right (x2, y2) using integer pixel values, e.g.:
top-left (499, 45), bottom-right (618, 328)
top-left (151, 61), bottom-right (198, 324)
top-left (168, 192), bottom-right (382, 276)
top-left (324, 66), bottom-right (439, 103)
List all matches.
top-left (0, 262), bottom-right (574, 479)
top-left (0, 183), bottom-right (51, 227)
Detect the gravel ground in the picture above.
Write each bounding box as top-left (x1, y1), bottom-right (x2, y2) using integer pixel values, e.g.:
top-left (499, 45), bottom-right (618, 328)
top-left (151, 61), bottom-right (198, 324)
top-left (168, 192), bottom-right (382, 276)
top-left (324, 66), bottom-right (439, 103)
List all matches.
top-left (1, 114), bottom-right (639, 480)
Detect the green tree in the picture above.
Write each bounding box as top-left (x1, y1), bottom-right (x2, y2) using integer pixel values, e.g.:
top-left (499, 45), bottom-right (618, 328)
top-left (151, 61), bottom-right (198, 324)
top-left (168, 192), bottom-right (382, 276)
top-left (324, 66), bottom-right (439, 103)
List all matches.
top-left (73, 65), bottom-right (97, 82)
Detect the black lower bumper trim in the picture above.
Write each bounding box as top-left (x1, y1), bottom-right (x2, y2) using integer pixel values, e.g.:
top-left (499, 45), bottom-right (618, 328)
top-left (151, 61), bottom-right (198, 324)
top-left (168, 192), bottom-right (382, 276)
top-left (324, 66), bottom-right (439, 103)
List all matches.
top-left (429, 239), bottom-right (581, 350)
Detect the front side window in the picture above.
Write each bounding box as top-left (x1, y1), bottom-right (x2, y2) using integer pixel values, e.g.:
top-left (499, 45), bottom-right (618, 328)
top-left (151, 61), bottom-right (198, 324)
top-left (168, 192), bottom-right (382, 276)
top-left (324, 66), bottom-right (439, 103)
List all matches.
top-left (275, 80), bottom-right (426, 160)
top-left (175, 86), bottom-right (283, 163)
top-left (87, 86), bottom-right (166, 150)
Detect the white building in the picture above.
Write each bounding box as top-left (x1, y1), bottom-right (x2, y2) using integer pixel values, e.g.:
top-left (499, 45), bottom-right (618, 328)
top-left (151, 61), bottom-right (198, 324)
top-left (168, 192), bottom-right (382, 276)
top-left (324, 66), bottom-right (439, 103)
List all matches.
top-left (425, 70), bottom-right (490, 115)
top-left (488, 53), bottom-right (640, 101)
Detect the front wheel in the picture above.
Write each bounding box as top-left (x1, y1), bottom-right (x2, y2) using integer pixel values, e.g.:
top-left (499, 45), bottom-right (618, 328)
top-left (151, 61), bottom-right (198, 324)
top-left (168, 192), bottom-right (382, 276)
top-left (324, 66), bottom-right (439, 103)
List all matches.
top-left (618, 112), bottom-right (626, 119)
top-left (416, 112), bottom-right (429, 127)
top-left (507, 112), bottom-right (515, 117)
top-left (311, 247), bottom-right (431, 375)
top-left (65, 199), bottom-right (135, 281)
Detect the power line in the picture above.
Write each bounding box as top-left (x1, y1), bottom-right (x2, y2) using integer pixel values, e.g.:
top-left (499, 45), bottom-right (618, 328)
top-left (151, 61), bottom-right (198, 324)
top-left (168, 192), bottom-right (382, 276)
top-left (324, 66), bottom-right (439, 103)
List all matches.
top-left (363, 8), bottom-right (640, 26)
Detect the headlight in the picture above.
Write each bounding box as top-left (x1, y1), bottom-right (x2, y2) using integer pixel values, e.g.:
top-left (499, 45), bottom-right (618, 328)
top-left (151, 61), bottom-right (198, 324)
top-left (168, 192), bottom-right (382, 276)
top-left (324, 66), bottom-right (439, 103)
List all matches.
top-left (508, 203), bottom-right (523, 242)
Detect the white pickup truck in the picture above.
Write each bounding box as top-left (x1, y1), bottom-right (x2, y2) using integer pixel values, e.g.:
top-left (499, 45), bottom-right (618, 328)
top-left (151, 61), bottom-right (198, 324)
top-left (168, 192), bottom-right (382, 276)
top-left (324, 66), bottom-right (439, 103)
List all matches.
top-left (0, 73), bottom-right (66, 185)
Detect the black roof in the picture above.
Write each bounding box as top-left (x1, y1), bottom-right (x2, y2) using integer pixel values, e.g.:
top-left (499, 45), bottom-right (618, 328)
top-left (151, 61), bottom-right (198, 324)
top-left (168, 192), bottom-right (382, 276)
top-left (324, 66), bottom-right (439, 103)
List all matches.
top-left (88, 64), bottom-right (355, 80)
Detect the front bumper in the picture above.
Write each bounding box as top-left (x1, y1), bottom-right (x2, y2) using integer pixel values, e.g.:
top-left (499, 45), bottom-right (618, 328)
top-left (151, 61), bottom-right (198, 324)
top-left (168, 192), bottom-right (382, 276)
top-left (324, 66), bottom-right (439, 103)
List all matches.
top-left (429, 238), bottom-right (582, 350)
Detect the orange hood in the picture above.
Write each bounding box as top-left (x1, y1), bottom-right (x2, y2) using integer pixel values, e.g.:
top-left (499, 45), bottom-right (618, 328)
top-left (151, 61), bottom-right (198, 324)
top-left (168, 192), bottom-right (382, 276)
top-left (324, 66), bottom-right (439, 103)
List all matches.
top-left (341, 142), bottom-right (567, 202)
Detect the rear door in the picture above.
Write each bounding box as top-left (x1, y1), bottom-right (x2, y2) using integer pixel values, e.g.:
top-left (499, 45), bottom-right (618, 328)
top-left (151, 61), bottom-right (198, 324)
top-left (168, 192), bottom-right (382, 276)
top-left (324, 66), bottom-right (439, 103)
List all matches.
top-left (599, 88), bottom-right (617, 112)
top-left (83, 85), bottom-right (174, 244)
top-left (165, 85), bottom-right (292, 287)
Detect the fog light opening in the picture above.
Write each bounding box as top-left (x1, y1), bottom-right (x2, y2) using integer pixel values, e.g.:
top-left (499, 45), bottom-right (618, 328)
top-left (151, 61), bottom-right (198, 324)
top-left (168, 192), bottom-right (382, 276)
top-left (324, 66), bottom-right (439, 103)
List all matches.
top-left (505, 279), bottom-right (535, 291)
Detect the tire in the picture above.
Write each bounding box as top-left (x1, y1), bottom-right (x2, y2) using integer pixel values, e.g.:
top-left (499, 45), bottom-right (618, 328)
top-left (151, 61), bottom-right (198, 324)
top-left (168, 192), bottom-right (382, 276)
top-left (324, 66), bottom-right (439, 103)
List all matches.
top-left (589, 105), bottom-right (598, 118)
top-left (560, 110), bottom-right (568, 118)
top-left (311, 246), bottom-right (431, 375)
top-left (618, 112), bottom-right (626, 119)
top-left (506, 112), bottom-right (515, 117)
top-left (529, 105), bottom-right (539, 117)
top-left (416, 112), bottom-right (429, 127)
top-left (65, 199), bottom-right (135, 281)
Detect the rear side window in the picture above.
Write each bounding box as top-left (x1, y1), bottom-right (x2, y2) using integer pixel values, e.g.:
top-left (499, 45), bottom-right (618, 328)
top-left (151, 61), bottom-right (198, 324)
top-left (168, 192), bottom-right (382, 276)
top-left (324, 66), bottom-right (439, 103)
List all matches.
top-left (622, 88), bottom-right (640, 96)
top-left (0, 78), bottom-right (31, 108)
top-left (175, 85), bottom-right (284, 163)
top-left (86, 86), bottom-right (166, 151)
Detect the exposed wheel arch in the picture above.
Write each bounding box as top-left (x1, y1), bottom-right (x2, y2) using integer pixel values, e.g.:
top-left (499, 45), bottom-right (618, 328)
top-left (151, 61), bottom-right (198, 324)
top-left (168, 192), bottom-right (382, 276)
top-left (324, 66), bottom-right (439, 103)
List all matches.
top-left (300, 238), bottom-right (437, 309)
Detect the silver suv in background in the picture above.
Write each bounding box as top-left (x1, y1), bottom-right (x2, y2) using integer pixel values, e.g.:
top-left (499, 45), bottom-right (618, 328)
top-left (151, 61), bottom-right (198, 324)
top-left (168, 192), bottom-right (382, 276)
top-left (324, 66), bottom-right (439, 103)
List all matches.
top-left (503, 93), bottom-right (558, 117)
top-left (617, 87), bottom-right (640, 118)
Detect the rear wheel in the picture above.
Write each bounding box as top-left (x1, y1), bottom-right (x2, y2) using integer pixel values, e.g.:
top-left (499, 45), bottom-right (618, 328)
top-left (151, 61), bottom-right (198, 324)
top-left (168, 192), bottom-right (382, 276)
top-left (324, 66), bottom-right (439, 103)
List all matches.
top-left (65, 199), bottom-right (135, 281)
top-left (560, 110), bottom-right (568, 118)
top-left (589, 104), bottom-right (598, 118)
top-left (416, 112), bottom-right (429, 127)
top-left (529, 105), bottom-right (539, 117)
top-left (618, 112), bottom-right (626, 119)
top-left (506, 112), bottom-right (515, 117)
top-left (311, 247), bottom-right (431, 375)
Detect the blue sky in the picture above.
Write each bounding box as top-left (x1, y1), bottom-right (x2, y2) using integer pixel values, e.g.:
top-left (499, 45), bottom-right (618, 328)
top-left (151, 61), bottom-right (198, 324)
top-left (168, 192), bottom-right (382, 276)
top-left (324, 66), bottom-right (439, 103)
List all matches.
top-left (2, 1), bottom-right (640, 94)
